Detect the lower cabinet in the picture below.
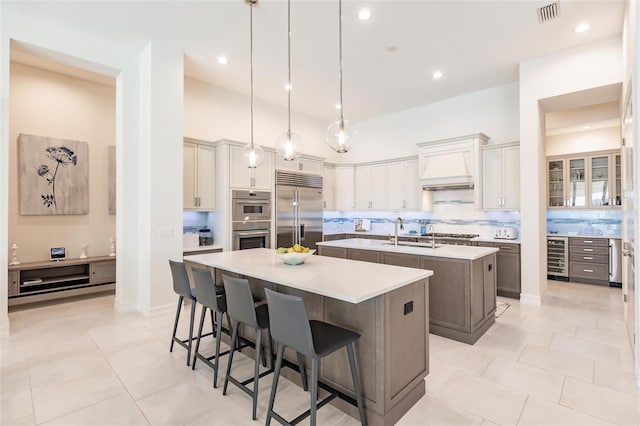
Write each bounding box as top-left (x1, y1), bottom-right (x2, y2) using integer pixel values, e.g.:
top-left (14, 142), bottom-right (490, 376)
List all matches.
top-left (323, 234), bottom-right (347, 241)
top-left (475, 241), bottom-right (521, 299)
top-left (8, 271), bottom-right (18, 297)
top-left (568, 237), bottom-right (609, 285)
top-left (91, 261), bottom-right (116, 284)
top-left (317, 246), bottom-right (348, 259)
top-left (349, 249), bottom-right (381, 263)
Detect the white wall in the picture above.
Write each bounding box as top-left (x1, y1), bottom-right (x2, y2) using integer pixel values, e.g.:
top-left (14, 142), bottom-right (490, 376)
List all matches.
top-left (519, 35), bottom-right (623, 305)
top-left (546, 126), bottom-right (621, 157)
top-left (8, 62), bottom-right (116, 262)
top-left (184, 77), bottom-right (332, 159)
top-left (332, 82), bottom-right (520, 163)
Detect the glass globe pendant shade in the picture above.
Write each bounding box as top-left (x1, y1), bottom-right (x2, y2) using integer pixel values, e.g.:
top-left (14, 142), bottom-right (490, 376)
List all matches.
top-left (276, 131), bottom-right (303, 161)
top-left (326, 118), bottom-right (355, 153)
top-left (242, 143), bottom-right (265, 169)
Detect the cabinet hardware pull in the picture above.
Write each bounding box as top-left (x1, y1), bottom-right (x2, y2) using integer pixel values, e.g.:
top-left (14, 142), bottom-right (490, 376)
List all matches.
top-left (584, 269), bottom-right (594, 273)
top-left (583, 256), bottom-right (593, 260)
top-left (584, 240), bottom-right (593, 243)
top-left (323, 201), bottom-right (327, 209)
top-left (583, 248), bottom-right (593, 252)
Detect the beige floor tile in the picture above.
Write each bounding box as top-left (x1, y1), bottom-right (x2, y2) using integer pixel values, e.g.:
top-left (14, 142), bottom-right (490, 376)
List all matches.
top-left (105, 339), bottom-right (180, 376)
top-left (480, 419), bottom-right (500, 426)
top-left (0, 414), bottom-right (36, 426)
top-left (575, 326), bottom-right (633, 349)
top-left (549, 334), bottom-right (621, 364)
top-left (116, 354), bottom-right (194, 400)
top-left (398, 394), bottom-right (483, 425)
top-left (87, 322), bottom-right (159, 354)
top-left (437, 371), bottom-right (527, 425)
top-left (518, 316), bottom-right (577, 337)
top-left (482, 356), bottom-right (565, 403)
top-left (1, 362), bottom-right (31, 395)
top-left (594, 361), bottom-right (639, 393)
top-left (425, 360), bottom-right (457, 395)
top-left (0, 390), bottom-right (33, 424)
top-left (518, 395), bottom-right (614, 425)
top-left (596, 318), bottom-right (628, 333)
top-left (42, 394), bottom-right (149, 426)
top-left (31, 368), bottom-right (125, 424)
top-left (560, 377), bottom-right (640, 425)
top-left (430, 340), bottom-right (495, 376)
top-left (518, 344), bottom-right (594, 382)
top-left (23, 334), bottom-right (99, 363)
top-left (28, 350), bottom-right (111, 390)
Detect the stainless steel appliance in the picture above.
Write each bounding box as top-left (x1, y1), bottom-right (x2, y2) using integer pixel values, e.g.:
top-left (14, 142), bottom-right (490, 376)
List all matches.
top-left (232, 221), bottom-right (271, 251)
top-left (276, 172), bottom-right (323, 251)
top-left (609, 238), bottom-right (622, 285)
top-left (232, 190), bottom-right (271, 221)
top-left (547, 237), bottom-right (569, 278)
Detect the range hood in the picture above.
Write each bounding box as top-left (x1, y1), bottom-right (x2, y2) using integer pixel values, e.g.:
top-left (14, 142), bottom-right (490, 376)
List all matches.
top-left (420, 151), bottom-right (474, 191)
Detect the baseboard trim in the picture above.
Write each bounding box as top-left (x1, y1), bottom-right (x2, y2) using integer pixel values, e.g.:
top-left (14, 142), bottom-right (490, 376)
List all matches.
top-left (519, 293), bottom-right (542, 306)
top-left (141, 302), bottom-right (175, 318)
top-left (114, 300), bottom-right (138, 313)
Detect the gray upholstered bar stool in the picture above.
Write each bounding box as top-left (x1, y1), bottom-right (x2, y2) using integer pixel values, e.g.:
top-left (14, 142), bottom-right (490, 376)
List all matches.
top-left (190, 267), bottom-right (233, 388)
top-left (264, 288), bottom-right (367, 426)
top-left (168, 260), bottom-right (198, 366)
top-left (222, 275), bottom-right (308, 421)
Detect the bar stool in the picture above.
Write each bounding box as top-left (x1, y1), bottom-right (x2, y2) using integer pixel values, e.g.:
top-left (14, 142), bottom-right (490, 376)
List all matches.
top-left (222, 275), bottom-right (308, 421)
top-left (264, 288), bottom-right (367, 426)
top-left (168, 260), bottom-right (198, 366)
top-left (190, 267), bottom-right (233, 388)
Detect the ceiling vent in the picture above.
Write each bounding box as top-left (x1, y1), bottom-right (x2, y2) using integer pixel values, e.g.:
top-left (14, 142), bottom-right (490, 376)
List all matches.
top-left (537, 2), bottom-right (560, 23)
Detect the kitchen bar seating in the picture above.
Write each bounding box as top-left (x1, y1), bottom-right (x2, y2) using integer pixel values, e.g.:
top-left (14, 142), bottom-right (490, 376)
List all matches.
top-left (264, 288), bottom-right (367, 426)
top-left (190, 267), bottom-right (233, 388)
top-left (168, 260), bottom-right (199, 366)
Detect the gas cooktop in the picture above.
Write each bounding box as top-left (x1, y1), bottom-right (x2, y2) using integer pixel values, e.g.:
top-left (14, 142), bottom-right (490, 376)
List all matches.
top-left (420, 233), bottom-right (480, 239)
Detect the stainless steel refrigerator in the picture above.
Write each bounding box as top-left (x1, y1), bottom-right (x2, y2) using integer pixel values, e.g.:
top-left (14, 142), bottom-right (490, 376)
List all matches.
top-left (275, 171), bottom-right (323, 251)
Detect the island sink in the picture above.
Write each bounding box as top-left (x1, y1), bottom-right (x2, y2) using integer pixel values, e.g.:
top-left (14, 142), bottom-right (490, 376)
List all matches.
top-left (382, 241), bottom-right (445, 249)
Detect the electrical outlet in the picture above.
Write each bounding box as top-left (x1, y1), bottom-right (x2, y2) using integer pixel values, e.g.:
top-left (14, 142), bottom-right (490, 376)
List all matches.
top-left (404, 301), bottom-right (413, 315)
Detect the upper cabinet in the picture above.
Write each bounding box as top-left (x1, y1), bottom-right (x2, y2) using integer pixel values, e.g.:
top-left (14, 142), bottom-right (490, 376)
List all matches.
top-left (386, 159), bottom-right (420, 210)
top-left (229, 145), bottom-right (274, 190)
top-left (276, 154), bottom-right (324, 175)
top-left (184, 140), bottom-right (216, 210)
top-left (547, 150), bottom-right (621, 209)
top-left (355, 163), bottom-right (387, 209)
top-left (323, 165), bottom-right (335, 210)
top-left (334, 165), bottom-right (355, 210)
top-left (481, 142), bottom-right (520, 210)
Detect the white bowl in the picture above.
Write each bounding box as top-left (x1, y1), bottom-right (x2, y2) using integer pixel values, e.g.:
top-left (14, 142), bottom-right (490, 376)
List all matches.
top-left (275, 250), bottom-right (316, 265)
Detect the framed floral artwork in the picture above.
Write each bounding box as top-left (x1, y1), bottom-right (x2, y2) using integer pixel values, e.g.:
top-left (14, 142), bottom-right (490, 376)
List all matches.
top-left (19, 134), bottom-right (89, 215)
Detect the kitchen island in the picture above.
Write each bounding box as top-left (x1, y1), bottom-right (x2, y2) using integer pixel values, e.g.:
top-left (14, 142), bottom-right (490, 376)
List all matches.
top-left (318, 238), bottom-right (499, 344)
top-left (184, 248), bottom-right (432, 426)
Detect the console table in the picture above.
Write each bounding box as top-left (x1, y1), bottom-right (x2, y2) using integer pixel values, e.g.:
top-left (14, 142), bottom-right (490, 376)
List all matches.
top-left (8, 256), bottom-right (116, 306)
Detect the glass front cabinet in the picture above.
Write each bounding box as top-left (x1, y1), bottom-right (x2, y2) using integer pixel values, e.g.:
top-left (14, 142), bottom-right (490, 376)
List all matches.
top-left (547, 150), bottom-right (621, 209)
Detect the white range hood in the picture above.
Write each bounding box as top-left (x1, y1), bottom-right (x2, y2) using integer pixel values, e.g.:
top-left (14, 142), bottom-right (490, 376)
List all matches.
top-left (420, 151), bottom-right (474, 190)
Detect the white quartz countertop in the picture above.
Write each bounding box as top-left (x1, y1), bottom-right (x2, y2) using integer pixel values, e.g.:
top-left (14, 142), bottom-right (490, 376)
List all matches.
top-left (318, 238), bottom-right (499, 260)
top-left (547, 234), bottom-right (621, 239)
top-left (184, 248), bottom-right (432, 304)
top-left (183, 245), bottom-right (224, 253)
top-left (324, 231), bottom-right (520, 244)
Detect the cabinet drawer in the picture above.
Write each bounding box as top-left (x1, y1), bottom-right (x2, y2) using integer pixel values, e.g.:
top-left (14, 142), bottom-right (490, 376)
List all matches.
top-left (8, 271), bottom-right (19, 297)
top-left (569, 245), bottom-right (608, 256)
top-left (569, 253), bottom-right (608, 264)
top-left (495, 243), bottom-right (520, 253)
top-left (569, 262), bottom-right (609, 280)
top-left (91, 261), bottom-right (116, 284)
top-left (569, 237), bottom-right (608, 247)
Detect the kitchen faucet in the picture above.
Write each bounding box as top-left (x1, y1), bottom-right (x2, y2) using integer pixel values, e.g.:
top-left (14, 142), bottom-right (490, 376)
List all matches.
top-left (394, 217), bottom-right (404, 248)
top-left (427, 224), bottom-right (435, 249)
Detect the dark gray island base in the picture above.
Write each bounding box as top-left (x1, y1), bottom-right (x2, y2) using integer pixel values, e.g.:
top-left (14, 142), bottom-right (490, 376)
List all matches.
top-left (318, 239), bottom-right (498, 345)
top-left (185, 249), bottom-right (431, 426)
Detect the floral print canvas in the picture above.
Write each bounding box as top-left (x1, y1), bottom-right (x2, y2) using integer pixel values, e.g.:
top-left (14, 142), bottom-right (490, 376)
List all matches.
top-left (19, 134), bottom-right (89, 215)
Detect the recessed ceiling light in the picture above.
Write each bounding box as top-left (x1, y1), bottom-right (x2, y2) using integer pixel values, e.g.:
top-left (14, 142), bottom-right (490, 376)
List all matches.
top-left (358, 9), bottom-right (371, 20)
top-left (335, 104), bottom-right (342, 109)
top-left (583, 124), bottom-right (592, 129)
top-left (574, 23), bottom-right (590, 33)
top-left (432, 70), bottom-right (443, 80)
top-left (284, 83), bottom-right (293, 91)
top-left (217, 56), bottom-right (229, 65)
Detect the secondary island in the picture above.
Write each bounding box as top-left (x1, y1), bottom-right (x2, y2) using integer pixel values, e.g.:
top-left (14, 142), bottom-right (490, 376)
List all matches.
top-left (184, 248), bottom-right (432, 426)
top-left (317, 238), bottom-right (499, 345)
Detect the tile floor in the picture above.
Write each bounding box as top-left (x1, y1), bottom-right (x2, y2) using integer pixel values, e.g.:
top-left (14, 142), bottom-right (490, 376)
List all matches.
top-left (1, 280), bottom-right (639, 425)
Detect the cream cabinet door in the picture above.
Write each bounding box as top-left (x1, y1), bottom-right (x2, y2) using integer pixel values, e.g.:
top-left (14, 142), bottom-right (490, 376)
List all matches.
top-left (299, 157), bottom-right (324, 175)
top-left (323, 166), bottom-right (335, 210)
top-left (404, 159), bottom-right (420, 210)
top-left (501, 146), bottom-right (520, 209)
top-left (196, 144), bottom-right (216, 209)
top-left (355, 165), bottom-right (372, 209)
top-left (230, 145), bottom-right (274, 190)
top-left (335, 165), bottom-right (355, 210)
top-left (370, 164), bottom-right (387, 209)
top-left (183, 143), bottom-right (198, 209)
top-left (386, 162), bottom-right (405, 210)
top-left (482, 148), bottom-right (502, 209)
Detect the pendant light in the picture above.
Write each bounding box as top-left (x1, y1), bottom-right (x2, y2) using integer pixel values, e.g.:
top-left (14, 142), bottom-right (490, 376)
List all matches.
top-left (242, 0), bottom-right (265, 174)
top-left (275, 0), bottom-right (303, 161)
top-left (326, 0), bottom-right (355, 153)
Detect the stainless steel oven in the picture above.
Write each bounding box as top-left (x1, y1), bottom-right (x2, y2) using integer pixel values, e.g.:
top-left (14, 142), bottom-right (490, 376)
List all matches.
top-left (232, 190), bottom-right (271, 222)
top-left (232, 221), bottom-right (271, 251)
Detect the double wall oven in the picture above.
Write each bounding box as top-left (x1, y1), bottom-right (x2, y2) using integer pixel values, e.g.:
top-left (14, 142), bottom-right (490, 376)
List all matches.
top-left (232, 190), bottom-right (271, 250)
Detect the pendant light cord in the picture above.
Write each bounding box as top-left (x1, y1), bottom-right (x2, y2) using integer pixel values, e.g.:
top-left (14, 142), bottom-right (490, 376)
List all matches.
top-left (287, 0), bottom-right (292, 137)
top-left (338, 0), bottom-right (344, 127)
top-left (250, 1), bottom-right (255, 149)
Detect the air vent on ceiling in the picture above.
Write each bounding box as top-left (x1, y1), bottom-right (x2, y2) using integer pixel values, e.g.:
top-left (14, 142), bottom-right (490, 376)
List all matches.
top-left (537, 1), bottom-right (560, 23)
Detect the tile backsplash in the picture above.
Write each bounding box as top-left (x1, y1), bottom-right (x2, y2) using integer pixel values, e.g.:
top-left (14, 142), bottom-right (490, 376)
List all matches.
top-left (547, 209), bottom-right (621, 237)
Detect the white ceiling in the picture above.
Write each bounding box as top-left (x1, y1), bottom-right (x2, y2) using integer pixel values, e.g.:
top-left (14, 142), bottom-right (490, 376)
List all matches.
top-left (4, 0), bottom-right (626, 122)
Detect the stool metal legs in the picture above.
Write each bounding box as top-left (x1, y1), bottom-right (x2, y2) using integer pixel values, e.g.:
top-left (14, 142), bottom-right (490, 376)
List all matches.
top-left (347, 343), bottom-right (367, 425)
top-left (265, 344), bottom-right (285, 426)
top-left (169, 295), bottom-right (197, 367)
